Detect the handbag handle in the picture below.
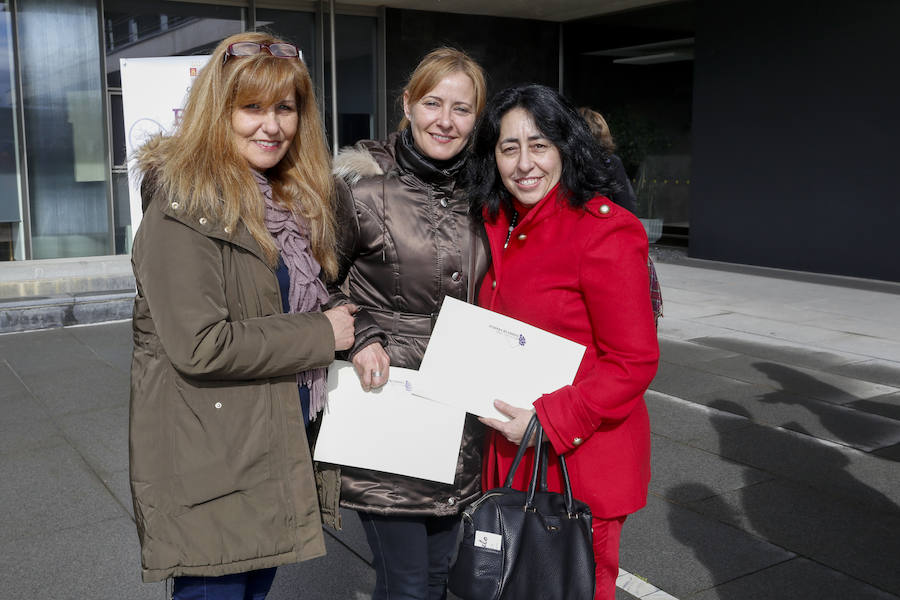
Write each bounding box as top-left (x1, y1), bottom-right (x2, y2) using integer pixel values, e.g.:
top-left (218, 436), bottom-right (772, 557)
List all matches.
top-left (525, 425), bottom-right (545, 508)
top-left (502, 414), bottom-right (539, 488)
top-left (539, 441), bottom-right (549, 492)
top-left (502, 414), bottom-right (578, 516)
top-left (557, 452), bottom-right (576, 516)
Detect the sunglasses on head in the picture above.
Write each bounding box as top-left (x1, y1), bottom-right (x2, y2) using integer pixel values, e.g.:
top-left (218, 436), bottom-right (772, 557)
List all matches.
top-left (223, 42), bottom-right (301, 64)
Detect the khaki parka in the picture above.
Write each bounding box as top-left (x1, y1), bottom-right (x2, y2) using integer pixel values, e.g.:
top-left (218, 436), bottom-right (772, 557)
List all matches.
top-left (326, 131), bottom-right (490, 516)
top-left (129, 183), bottom-right (338, 582)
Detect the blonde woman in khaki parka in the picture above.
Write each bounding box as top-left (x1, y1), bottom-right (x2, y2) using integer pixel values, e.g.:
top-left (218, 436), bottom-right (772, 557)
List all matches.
top-left (129, 32), bottom-right (355, 599)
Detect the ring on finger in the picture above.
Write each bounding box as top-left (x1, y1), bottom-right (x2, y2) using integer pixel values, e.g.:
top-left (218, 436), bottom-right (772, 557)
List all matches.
top-left (373, 370), bottom-right (382, 378)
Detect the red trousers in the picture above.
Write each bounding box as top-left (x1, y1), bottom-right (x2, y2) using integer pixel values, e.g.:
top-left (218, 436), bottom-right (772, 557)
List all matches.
top-left (593, 515), bottom-right (627, 600)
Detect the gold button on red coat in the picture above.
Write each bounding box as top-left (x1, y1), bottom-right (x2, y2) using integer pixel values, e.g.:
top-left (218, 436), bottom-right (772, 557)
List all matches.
top-left (572, 437), bottom-right (584, 446)
top-left (599, 204), bottom-right (610, 214)
top-left (492, 280), bottom-right (497, 289)
top-left (517, 234), bottom-right (527, 241)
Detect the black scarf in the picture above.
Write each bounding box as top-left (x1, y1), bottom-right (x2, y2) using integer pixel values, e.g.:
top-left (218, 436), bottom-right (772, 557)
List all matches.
top-left (395, 128), bottom-right (467, 184)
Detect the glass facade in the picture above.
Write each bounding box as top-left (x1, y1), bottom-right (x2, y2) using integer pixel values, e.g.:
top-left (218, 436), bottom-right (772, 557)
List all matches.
top-left (327, 14), bottom-right (377, 149)
top-left (255, 8), bottom-right (316, 82)
top-left (0, 0), bottom-right (379, 262)
top-left (0, 2), bottom-right (22, 260)
top-left (104, 0), bottom-right (245, 253)
top-left (104, 1), bottom-right (245, 88)
top-left (18, 0), bottom-right (110, 259)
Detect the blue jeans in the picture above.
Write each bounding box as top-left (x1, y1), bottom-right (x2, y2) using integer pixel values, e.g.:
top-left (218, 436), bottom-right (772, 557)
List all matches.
top-left (172, 567), bottom-right (277, 600)
top-left (359, 512), bottom-right (460, 600)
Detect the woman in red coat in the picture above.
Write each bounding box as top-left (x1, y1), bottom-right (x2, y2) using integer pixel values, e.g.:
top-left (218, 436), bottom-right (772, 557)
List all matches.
top-left (466, 84), bottom-right (660, 599)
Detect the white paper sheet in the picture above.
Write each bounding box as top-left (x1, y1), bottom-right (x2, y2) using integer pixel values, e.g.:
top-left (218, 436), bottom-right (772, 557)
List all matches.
top-left (313, 361), bottom-right (466, 484)
top-left (416, 297), bottom-right (587, 420)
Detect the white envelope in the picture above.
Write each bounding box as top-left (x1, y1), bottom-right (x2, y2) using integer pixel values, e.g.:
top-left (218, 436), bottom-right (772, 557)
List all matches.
top-left (416, 297), bottom-right (587, 420)
top-left (313, 361), bottom-right (466, 484)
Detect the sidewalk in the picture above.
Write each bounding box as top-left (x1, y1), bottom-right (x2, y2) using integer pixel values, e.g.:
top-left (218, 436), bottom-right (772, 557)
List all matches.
top-left (621, 260), bottom-right (900, 599)
top-left (0, 258), bottom-right (898, 599)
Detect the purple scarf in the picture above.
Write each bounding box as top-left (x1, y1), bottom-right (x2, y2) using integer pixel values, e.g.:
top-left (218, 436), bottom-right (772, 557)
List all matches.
top-left (255, 170), bottom-right (330, 421)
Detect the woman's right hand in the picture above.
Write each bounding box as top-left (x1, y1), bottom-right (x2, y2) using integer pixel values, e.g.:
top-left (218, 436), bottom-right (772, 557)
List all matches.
top-left (352, 342), bottom-right (391, 391)
top-left (324, 304), bottom-right (357, 351)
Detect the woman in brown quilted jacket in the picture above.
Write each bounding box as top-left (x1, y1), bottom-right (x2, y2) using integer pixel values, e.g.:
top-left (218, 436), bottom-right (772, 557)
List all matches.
top-left (328, 47), bottom-right (488, 600)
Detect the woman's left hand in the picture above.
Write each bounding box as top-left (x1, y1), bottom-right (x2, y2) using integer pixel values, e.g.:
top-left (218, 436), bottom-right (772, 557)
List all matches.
top-left (479, 400), bottom-right (536, 447)
top-left (352, 342), bottom-right (390, 391)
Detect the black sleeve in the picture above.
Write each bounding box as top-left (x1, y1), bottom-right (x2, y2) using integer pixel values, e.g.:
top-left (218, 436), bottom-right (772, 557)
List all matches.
top-left (608, 155), bottom-right (638, 214)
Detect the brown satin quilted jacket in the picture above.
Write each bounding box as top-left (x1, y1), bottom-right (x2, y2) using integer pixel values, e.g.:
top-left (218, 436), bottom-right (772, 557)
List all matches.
top-left (325, 131), bottom-right (489, 516)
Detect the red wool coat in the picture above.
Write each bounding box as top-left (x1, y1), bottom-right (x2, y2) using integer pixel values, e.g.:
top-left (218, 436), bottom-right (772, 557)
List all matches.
top-left (479, 185), bottom-right (659, 519)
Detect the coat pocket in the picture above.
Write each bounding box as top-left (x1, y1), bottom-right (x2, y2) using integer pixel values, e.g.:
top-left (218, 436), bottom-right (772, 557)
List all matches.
top-left (170, 377), bottom-right (272, 508)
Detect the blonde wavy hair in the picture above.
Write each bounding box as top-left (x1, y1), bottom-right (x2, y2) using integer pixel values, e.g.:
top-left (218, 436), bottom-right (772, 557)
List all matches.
top-left (398, 47), bottom-right (487, 131)
top-left (138, 31), bottom-right (337, 278)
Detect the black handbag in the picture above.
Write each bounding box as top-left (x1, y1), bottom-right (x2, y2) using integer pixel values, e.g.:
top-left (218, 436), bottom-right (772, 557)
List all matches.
top-left (448, 415), bottom-right (595, 600)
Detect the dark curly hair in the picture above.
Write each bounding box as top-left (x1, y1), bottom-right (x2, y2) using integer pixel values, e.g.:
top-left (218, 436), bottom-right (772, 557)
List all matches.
top-left (465, 84), bottom-right (615, 221)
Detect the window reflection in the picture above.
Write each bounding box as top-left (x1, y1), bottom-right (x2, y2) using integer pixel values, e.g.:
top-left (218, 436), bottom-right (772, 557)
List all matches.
top-left (19, 0), bottom-right (109, 259)
top-left (3, 2), bottom-right (381, 261)
top-left (0, 2), bottom-right (22, 260)
top-left (103, 0), bottom-right (244, 253)
top-left (324, 15), bottom-right (377, 148)
top-left (104, 1), bottom-right (244, 88)
top-left (255, 8), bottom-right (316, 84)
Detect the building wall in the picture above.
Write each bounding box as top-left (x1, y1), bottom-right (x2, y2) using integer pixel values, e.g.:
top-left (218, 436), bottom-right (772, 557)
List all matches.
top-left (384, 8), bottom-right (559, 132)
top-left (691, 0), bottom-right (900, 282)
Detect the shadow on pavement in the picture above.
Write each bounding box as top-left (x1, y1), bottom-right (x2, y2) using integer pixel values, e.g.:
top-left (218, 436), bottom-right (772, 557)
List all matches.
top-left (753, 362), bottom-right (900, 459)
top-left (668, 399), bottom-right (900, 599)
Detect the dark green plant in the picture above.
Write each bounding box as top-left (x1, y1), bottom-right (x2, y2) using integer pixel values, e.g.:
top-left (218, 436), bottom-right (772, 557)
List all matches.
top-left (604, 109), bottom-right (671, 179)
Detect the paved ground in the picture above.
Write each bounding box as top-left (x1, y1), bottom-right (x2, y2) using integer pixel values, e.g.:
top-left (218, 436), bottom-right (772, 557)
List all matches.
top-left (1, 256), bottom-right (898, 599)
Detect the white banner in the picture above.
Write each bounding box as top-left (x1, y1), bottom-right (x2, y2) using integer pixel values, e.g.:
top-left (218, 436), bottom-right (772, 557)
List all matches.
top-left (120, 56), bottom-right (210, 247)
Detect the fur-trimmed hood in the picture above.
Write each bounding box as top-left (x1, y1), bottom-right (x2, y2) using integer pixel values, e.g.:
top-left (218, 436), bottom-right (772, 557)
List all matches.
top-left (332, 136), bottom-right (395, 187)
top-left (333, 130), bottom-right (465, 188)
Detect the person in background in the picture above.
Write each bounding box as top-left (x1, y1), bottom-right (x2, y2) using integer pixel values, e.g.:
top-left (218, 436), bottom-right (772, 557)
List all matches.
top-left (327, 47), bottom-right (489, 600)
top-left (468, 84), bottom-right (660, 600)
top-left (578, 107), bottom-right (637, 213)
top-left (129, 31), bottom-right (356, 600)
